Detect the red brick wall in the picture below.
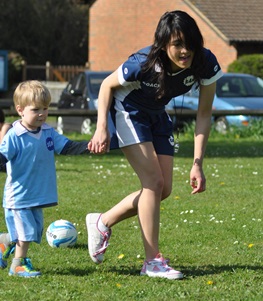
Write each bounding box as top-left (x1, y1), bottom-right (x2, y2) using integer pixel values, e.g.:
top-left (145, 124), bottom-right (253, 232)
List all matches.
top-left (89, 0), bottom-right (236, 72)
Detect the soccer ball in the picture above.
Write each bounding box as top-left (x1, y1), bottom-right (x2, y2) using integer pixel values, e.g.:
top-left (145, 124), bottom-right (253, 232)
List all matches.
top-left (46, 219), bottom-right (78, 248)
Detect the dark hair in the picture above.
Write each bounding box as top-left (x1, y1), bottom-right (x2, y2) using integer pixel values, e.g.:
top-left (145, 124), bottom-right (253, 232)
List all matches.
top-left (142, 10), bottom-right (205, 99)
top-left (0, 109), bottom-right (5, 123)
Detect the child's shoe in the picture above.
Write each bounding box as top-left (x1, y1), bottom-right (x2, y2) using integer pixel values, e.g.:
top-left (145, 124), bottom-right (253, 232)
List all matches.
top-left (0, 244), bottom-right (8, 269)
top-left (140, 253), bottom-right (183, 280)
top-left (9, 258), bottom-right (41, 277)
top-left (0, 242), bottom-right (15, 269)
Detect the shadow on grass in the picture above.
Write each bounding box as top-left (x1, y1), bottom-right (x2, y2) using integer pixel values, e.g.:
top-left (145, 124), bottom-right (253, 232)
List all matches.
top-left (181, 264), bottom-right (263, 277)
top-left (46, 254), bottom-right (262, 278)
top-left (106, 264), bottom-right (262, 278)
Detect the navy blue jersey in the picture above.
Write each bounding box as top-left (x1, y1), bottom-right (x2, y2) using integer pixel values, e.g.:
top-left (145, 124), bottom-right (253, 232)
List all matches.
top-left (114, 46), bottom-right (222, 111)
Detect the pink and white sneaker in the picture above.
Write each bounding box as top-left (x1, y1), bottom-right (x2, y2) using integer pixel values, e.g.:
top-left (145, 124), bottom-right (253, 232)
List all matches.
top-left (140, 253), bottom-right (183, 280)
top-left (86, 213), bottom-right (111, 264)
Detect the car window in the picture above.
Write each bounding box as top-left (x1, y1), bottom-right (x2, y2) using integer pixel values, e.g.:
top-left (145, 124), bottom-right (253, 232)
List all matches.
top-left (65, 74), bottom-right (79, 92)
top-left (245, 77), bottom-right (263, 96)
top-left (217, 76), bottom-right (263, 97)
top-left (89, 76), bottom-right (105, 96)
top-left (217, 78), bottom-right (245, 97)
top-left (76, 73), bottom-right (86, 93)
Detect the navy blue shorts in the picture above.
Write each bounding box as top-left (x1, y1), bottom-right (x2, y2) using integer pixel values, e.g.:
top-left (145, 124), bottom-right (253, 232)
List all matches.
top-left (109, 99), bottom-right (174, 156)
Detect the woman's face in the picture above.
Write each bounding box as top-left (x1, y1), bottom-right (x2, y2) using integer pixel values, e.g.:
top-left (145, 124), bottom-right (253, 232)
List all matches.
top-left (164, 33), bottom-right (194, 72)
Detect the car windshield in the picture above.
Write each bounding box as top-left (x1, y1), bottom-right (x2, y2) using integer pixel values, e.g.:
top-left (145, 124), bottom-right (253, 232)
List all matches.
top-left (89, 75), bottom-right (107, 97)
top-left (216, 76), bottom-right (263, 97)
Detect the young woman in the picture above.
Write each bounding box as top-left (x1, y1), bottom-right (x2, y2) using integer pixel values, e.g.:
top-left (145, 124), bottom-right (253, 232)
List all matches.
top-left (86, 10), bottom-right (223, 280)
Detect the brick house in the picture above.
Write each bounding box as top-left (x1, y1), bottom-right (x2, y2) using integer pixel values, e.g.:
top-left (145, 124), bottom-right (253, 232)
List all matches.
top-left (88, 0), bottom-right (263, 72)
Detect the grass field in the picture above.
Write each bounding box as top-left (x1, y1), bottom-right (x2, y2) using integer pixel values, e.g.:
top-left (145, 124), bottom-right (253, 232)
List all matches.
top-left (0, 130), bottom-right (262, 300)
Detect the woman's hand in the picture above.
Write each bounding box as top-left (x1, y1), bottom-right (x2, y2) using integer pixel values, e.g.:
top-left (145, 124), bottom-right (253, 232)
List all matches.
top-left (88, 129), bottom-right (110, 154)
top-left (190, 164), bottom-right (206, 194)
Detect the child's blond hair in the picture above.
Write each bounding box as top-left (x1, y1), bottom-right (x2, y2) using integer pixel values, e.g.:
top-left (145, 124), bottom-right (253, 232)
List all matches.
top-left (14, 80), bottom-right (51, 108)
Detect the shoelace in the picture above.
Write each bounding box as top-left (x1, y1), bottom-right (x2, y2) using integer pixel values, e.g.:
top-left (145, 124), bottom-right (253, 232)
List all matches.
top-left (152, 254), bottom-right (173, 271)
top-left (93, 230), bottom-right (111, 256)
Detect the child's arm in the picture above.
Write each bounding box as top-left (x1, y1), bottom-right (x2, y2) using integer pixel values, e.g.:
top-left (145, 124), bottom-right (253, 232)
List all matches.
top-left (0, 152), bottom-right (8, 172)
top-left (60, 140), bottom-right (90, 155)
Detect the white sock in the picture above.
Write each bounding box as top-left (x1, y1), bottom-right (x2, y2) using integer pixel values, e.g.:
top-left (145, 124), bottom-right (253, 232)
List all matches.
top-left (97, 215), bottom-right (109, 233)
top-left (0, 233), bottom-right (11, 246)
top-left (10, 258), bottom-right (22, 272)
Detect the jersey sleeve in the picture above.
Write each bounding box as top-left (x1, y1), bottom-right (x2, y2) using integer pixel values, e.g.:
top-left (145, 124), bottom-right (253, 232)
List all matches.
top-left (0, 129), bottom-right (17, 162)
top-left (0, 152), bottom-right (7, 171)
top-left (118, 59), bottom-right (142, 86)
top-left (60, 140), bottom-right (90, 155)
top-left (117, 48), bottom-right (149, 86)
top-left (200, 49), bottom-right (223, 85)
top-left (51, 129), bottom-right (70, 154)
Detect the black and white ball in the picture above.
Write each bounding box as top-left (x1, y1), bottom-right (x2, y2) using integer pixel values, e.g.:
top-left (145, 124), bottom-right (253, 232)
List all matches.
top-left (46, 220), bottom-right (78, 248)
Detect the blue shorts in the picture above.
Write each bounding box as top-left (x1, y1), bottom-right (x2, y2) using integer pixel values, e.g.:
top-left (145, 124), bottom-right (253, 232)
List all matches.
top-left (5, 208), bottom-right (44, 244)
top-left (110, 100), bottom-right (175, 156)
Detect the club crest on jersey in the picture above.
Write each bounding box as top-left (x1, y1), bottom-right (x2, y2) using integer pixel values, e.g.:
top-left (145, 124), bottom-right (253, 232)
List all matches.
top-left (183, 75), bottom-right (195, 86)
top-left (46, 137), bottom-right (54, 151)
top-left (168, 135), bottom-right (174, 146)
top-left (214, 65), bottom-right (219, 72)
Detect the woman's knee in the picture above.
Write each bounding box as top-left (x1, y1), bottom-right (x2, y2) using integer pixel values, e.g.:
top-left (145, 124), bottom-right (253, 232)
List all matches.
top-left (161, 184), bottom-right (172, 200)
top-left (143, 173), bottom-right (164, 195)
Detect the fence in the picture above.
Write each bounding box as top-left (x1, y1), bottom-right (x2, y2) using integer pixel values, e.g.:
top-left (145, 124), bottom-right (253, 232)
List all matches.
top-left (21, 61), bottom-right (89, 82)
top-left (3, 109), bottom-right (263, 117)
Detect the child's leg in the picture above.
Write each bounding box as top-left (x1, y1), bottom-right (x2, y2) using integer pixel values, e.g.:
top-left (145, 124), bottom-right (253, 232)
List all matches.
top-left (13, 240), bottom-right (30, 258)
top-left (6, 208), bottom-right (43, 277)
top-left (9, 240), bottom-right (30, 272)
top-left (9, 241), bottom-right (41, 277)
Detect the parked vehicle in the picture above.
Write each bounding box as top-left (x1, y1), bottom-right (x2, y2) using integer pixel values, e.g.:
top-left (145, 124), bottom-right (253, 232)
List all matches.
top-left (57, 72), bottom-right (263, 134)
top-left (57, 70), bottom-right (111, 134)
top-left (166, 73), bottom-right (263, 132)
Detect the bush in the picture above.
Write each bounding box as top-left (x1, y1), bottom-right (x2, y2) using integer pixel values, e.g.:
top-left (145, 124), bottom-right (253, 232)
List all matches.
top-left (180, 119), bottom-right (263, 140)
top-left (228, 54), bottom-right (263, 78)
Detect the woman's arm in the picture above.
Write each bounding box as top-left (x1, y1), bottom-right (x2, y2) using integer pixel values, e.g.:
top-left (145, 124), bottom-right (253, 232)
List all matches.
top-left (190, 82), bottom-right (216, 194)
top-left (88, 69), bottom-right (121, 154)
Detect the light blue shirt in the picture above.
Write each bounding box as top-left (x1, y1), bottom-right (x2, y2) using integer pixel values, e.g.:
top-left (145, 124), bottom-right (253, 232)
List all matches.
top-left (0, 120), bottom-right (69, 209)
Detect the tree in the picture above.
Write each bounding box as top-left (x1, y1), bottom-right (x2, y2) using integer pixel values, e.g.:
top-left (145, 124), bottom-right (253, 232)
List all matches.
top-left (0, 0), bottom-right (89, 65)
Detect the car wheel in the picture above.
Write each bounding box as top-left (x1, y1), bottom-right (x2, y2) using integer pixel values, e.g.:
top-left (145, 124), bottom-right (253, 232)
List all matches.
top-left (81, 118), bottom-right (92, 134)
top-left (214, 117), bottom-right (228, 133)
top-left (57, 116), bottom-right (64, 134)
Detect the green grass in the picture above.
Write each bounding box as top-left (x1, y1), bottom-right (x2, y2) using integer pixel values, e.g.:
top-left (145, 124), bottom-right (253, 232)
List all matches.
top-left (0, 129), bottom-right (262, 300)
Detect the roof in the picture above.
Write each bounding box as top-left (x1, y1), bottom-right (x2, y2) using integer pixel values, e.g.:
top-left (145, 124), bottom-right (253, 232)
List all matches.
top-left (185, 0), bottom-right (263, 42)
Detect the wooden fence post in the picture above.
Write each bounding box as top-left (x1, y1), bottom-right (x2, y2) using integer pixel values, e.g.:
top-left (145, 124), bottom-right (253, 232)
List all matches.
top-left (46, 61), bottom-right (51, 81)
top-left (21, 60), bottom-right (27, 82)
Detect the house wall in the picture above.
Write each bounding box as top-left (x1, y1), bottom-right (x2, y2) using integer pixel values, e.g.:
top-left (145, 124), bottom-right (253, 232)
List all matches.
top-left (89, 0), bottom-right (237, 72)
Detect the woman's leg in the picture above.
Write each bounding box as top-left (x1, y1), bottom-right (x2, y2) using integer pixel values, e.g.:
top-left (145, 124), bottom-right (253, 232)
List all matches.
top-left (87, 141), bottom-right (173, 263)
top-left (102, 142), bottom-right (173, 260)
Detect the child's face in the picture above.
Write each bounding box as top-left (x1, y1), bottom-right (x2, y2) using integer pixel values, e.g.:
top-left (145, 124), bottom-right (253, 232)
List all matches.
top-left (17, 104), bottom-right (49, 131)
top-left (164, 33), bottom-right (194, 72)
